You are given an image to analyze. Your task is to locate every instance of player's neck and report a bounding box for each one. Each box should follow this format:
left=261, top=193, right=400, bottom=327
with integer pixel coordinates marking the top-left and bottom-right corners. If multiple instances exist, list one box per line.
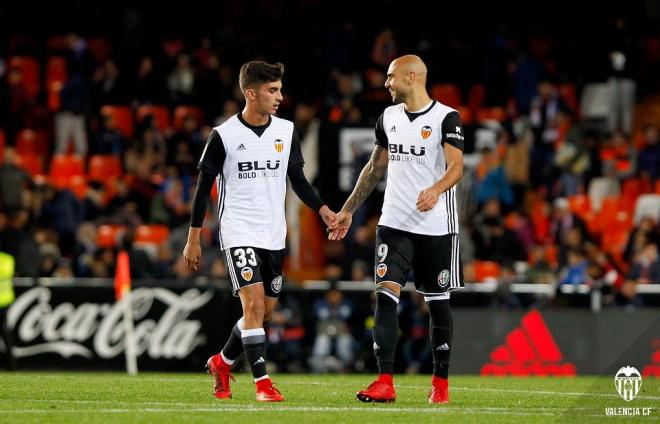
left=403, top=91, right=432, bottom=113
left=241, top=107, right=270, bottom=126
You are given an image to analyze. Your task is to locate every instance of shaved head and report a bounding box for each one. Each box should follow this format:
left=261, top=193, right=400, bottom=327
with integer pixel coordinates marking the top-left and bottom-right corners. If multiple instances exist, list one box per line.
left=385, top=55, right=430, bottom=106
left=390, top=55, right=427, bottom=85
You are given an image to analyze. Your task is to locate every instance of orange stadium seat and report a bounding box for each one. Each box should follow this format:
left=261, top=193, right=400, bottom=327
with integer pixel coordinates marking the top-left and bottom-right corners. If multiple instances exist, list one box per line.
left=173, top=105, right=204, bottom=129
left=474, top=261, right=501, bottom=282
left=88, top=155, right=123, bottom=182
left=431, top=83, right=462, bottom=109
left=135, top=224, right=170, bottom=244
left=9, top=56, right=40, bottom=100
left=50, top=154, right=85, bottom=178
left=467, top=84, right=486, bottom=112
left=15, top=129, right=49, bottom=157
left=100, top=105, right=134, bottom=138
left=16, top=153, right=44, bottom=176
left=477, top=107, right=507, bottom=123
left=50, top=175, right=88, bottom=199
left=46, top=56, right=67, bottom=86
left=136, top=105, right=171, bottom=130
left=568, top=194, right=591, bottom=219
left=456, top=106, right=474, bottom=125
left=96, top=224, right=127, bottom=249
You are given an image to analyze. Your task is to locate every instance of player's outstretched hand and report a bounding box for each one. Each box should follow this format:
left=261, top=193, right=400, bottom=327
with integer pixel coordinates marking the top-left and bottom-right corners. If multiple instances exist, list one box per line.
left=417, top=186, right=440, bottom=212
left=319, top=205, right=338, bottom=229
left=183, top=242, right=202, bottom=271
left=327, top=210, right=352, bottom=241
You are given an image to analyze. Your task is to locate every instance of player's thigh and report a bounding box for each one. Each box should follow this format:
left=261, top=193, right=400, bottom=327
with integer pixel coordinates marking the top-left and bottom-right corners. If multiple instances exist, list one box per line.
left=224, top=246, right=265, bottom=296
left=413, top=233, right=461, bottom=295
left=259, top=248, right=285, bottom=299
left=374, top=226, right=415, bottom=288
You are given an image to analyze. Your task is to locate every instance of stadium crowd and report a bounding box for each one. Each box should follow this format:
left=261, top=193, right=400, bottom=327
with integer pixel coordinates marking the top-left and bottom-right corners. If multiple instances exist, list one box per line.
left=0, top=3, right=659, bottom=319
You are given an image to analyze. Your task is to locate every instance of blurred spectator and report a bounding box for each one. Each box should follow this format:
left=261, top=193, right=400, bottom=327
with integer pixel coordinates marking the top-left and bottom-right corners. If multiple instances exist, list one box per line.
left=55, top=63, right=90, bottom=157
left=0, top=148, right=31, bottom=214
left=94, top=114, right=125, bottom=155
left=266, top=297, right=305, bottom=373
left=638, top=124, right=660, bottom=182
left=473, top=215, right=526, bottom=264
left=214, top=99, right=240, bottom=126
left=549, top=197, right=588, bottom=248
left=553, top=112, right=589, bottom=196
left=92, top=59, right=126, bottom=109
left=529, top=79, right=567, bottom=187
left=38, top=184, right=83, bottom=256
left=0, top=210, right=39, bottom=277
left=620, top=243, right=660, bottom=304
left=167, top=54, right=195, bottom=104
left=475, top=146, right=514, bottom=207
left=121, top=230, right=158, bottom=279
left=400, top=293, right=431, bottom=374
left=125, top=120, right=167, bottom=175
left=526, top=245, right=556, bottom=284
left=559, top=249, right=589, bottom=285
left=623, top=216, right=659, bottom=264
left=309, top=287, right=355, bottom=373
left=370, top=28, right=398, bottom=67
left=601, top=130, right=637, bottom=180
left=132, top=56, right=166, bottom=105
left=350, top=259, right=370, bottom=282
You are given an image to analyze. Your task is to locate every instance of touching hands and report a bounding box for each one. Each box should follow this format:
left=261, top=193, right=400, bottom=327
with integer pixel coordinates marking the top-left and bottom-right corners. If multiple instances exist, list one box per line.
left=327, top=210, right=353, bottom=241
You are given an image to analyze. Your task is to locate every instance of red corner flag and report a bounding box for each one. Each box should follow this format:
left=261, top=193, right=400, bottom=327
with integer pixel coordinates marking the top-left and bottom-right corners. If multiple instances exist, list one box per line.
left=114, top=251, right=131, bottom=301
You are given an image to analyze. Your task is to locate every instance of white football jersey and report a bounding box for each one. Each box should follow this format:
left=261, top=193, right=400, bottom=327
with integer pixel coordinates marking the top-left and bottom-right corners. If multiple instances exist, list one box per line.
left=376, top=100, right=464, bottom=236
left=201, top=114, right=294, bottom=250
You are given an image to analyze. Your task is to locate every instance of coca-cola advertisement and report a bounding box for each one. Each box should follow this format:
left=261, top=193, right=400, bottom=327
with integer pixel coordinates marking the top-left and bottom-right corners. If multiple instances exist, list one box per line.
left=5, top=281, right=241, bottom=370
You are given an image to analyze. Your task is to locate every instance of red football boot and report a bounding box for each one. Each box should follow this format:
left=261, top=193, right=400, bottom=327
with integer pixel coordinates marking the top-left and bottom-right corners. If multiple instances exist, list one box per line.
left=428, top=376, right=449, bottom=404
left=356, top=375, right=396, bottom=403
left=206, top=354, right=235, bottom=399
left=256, top=378, right=284, bottom=402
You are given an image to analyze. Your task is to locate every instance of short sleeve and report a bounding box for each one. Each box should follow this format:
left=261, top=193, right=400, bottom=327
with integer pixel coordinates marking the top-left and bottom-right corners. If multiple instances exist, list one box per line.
left=197, top=130, right=226, bottom=176
left=288, top=129, right=304, bottom=170
left=441, top=111, right=464, bottom=151
left=374, top=113, right=388, bottom=148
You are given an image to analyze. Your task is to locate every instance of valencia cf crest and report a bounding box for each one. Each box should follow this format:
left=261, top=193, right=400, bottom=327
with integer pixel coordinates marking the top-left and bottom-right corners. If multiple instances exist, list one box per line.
left=241, top=267, right=253, bottom=281
left=274, top=139, right=284, bottom=153
left=614, top=366, right=642, bottom=401
left=376, top=263, right=387, bottom=278
left=421, top=126, right=432, bottom=140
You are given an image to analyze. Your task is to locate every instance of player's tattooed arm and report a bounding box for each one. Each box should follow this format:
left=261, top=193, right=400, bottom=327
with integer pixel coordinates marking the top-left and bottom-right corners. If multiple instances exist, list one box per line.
left=343, top=145, right=388, bottom=214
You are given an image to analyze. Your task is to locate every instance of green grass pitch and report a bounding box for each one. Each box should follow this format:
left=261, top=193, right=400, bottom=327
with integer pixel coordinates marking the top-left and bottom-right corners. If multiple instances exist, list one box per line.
left=0, top=372, right=657, bottom=423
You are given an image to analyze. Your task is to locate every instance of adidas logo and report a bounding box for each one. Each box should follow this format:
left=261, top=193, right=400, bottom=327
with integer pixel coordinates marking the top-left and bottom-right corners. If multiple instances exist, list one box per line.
left=254, top=357, right=266, bottom=365
left=436, top=343, right=450, bottom=351
left=237, top=143, right=247, bottom=151
left=389, top=125, right=396, bottom=133
left=481, top=311, right=576, bottom=376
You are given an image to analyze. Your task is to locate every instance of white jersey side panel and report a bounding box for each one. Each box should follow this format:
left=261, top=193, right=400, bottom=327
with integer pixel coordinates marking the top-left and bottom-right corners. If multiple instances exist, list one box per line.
left=378, top=102, right=460, bottom=236
left=215, top=115, right=293, bottom=250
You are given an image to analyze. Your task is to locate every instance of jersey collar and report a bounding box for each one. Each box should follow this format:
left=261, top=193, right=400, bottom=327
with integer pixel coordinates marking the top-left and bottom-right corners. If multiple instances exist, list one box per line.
left=404, top=100, right=436, bottom=123
left=237, top=113, right=272, bottom=137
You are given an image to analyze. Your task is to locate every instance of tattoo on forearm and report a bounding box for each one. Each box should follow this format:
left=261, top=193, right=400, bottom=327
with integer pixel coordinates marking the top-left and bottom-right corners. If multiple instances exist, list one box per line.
left=344, top=146, right=387, bottom=213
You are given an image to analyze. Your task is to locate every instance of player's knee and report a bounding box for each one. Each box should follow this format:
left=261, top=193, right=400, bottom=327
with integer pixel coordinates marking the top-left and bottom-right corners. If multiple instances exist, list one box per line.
left=376, top=282, right=401, bottom=299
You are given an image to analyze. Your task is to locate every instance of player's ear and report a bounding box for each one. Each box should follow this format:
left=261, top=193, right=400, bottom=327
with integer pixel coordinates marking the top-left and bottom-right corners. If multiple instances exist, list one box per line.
left=245, top=87, right=257, bottom=101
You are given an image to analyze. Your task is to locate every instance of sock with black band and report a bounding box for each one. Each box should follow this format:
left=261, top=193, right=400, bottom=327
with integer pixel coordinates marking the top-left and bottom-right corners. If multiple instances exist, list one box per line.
left=373, top=287, right=400, bottom=377
left=427, top=299, right=453, bottom=379
left=241, top=328, right=268, bottom=381
left=220, top=317, right=244, bottom=365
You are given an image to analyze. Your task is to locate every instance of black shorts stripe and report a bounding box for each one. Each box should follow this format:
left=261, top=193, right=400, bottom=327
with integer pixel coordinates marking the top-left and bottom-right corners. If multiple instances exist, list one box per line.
left=217, top=174, right=227, bottom=249
left=224, top=249, right=239, bottom=291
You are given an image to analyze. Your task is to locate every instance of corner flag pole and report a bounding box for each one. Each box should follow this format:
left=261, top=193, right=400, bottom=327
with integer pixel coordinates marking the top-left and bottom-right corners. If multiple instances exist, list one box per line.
left=115, top=250, right=138, bottom=375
